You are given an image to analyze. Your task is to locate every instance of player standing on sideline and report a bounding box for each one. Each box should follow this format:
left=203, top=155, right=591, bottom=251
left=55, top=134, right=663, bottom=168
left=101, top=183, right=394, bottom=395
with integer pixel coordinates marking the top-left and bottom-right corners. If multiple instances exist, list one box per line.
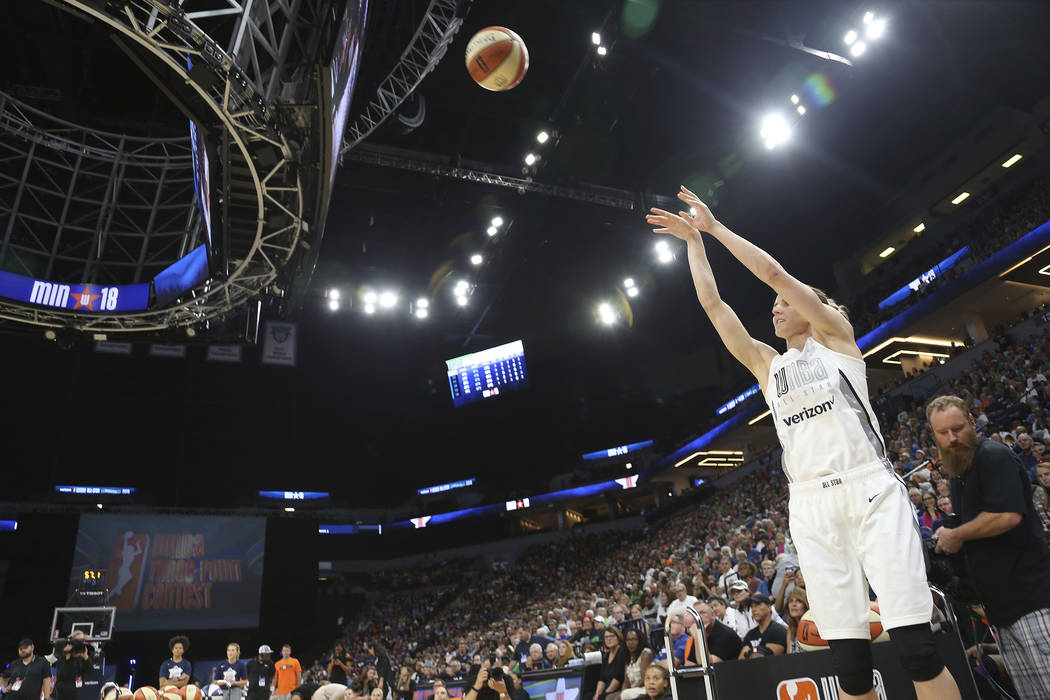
left=247, top=645, right=276, bottom=700
left=214, top=643, right=248, bottom=700
left=646, top=188, right=961, bottom=700
left=159, top=636, right=193, bottom=690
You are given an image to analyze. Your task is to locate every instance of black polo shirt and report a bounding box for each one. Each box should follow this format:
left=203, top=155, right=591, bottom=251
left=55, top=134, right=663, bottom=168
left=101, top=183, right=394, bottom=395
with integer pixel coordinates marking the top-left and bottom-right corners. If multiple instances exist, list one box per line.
left=705, top=620, right=742, bottom=662
left=949, top=438, right=1050, bottom=626
left=741, top=621, right=786, bottom=656
left=3, top=655, right=52, bottom=700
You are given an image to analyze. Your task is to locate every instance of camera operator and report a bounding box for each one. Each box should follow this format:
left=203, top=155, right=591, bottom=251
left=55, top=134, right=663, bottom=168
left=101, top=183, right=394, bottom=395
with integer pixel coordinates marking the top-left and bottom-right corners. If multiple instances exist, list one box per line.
left=464, top=656, right=516, bottom=700
left=52, top=637, right=91, bottom=700
left=927, top=396, right=1050, bottom=699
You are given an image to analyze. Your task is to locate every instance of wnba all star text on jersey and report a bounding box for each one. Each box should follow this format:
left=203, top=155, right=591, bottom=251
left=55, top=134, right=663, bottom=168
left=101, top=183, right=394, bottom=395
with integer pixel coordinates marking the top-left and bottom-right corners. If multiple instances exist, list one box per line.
left=781, top=396, right=835, bottom=426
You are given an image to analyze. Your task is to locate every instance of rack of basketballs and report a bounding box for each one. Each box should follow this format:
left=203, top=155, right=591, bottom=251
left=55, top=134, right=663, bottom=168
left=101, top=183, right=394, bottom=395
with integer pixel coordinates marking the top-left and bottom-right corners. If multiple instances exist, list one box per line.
left=102, top=681, right=218, bottom=700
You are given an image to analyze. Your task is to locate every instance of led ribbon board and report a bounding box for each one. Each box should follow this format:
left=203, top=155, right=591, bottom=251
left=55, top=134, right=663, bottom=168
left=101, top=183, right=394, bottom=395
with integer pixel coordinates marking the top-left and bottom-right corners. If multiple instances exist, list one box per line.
left=56, top=486, right=136, bottom=496
left=581, top=440, right=654, bottom=461
left=417, top=478, right=476, bottom=496
left=0, top=270, right=149, bottom=313
left=258, top=491, right=329, bottom=500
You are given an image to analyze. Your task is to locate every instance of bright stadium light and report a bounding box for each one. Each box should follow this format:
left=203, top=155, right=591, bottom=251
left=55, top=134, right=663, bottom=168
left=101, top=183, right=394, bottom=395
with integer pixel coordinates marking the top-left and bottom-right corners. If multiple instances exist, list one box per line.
left=379, top=291, right=397, bottom=308
left=491, top=216, right=504, bottom=227
left=796, top=105, right=806, bottom=115
left=623, top=278, right=635, bottom=288
left=363, top=290, right=377, bottom=305
left=655, top=240, right=669, bottom=254
left=592, top=31, right=602, bottom=45
left=850, top=41, right=867, bottom=57
left=598, top=303, right=616, bottom=325
left=952, top=192, right=970, bottom=205
left=597, top=46, right=608, bottom=56
left=364, top=303, right=376, bottom=314
left=790, top=94, right=799, bottom=104
left=913, top=223, right=926, bottom=233
left=863, top=11, right=875, bottom=24
left=415, top=308, right=428, bottom=319
left=844, top=29, right=858, bottom=45
left=866, top=18, right=886, bottom=39
left=658, top=249, right=674, bottom=264
left=470, top=254, right=483, bottom=265
left=1002, top=154, right=1023, bottom=168
left=454, top=280, right=469, bottom=296
left=487, top=226, right=498, bottom=236
left=456, top=295, right=468, bottom=307
left=760, top=113, right=790, bottom=149
left=537, top=130, right=550, bottom=144
left=327, top=288, right=340, bottom=300
left=627, top=286, right=639, bottom=298
left=416, top=297, right=429, bottom=309
left=524, top=153, right=537, bottom=166
left=328, top=299, right=340, bottom=311
left=879, top=246, right=896, bottom=258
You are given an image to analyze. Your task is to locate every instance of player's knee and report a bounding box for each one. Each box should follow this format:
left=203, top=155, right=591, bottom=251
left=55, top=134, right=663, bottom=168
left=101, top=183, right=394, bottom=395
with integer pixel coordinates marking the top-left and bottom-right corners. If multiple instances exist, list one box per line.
left=888, top=623, right=943, bottom=682
left=828, top=638, right=873, bottom=696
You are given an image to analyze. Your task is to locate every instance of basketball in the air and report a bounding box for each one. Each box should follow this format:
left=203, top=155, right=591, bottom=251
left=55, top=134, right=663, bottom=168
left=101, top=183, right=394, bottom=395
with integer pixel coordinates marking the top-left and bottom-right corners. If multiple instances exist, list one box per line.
left=465, top=26, right=529, bottom=91
left=134, top=687, right=159, bottom=700
left=797, top=605, right=889, bottom=652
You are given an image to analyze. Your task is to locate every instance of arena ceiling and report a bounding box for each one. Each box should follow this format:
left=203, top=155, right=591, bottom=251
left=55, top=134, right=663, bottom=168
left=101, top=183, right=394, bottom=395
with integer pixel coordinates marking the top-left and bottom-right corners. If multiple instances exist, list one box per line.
left=4, top=0, right=1050, bottom=508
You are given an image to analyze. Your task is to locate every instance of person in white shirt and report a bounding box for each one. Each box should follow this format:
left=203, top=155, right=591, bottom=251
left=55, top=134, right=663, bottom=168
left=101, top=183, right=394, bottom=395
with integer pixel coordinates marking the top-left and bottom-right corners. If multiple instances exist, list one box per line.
left=722, top=581, right=786, bottom=640
left=664, top=584, right=697, bottom=619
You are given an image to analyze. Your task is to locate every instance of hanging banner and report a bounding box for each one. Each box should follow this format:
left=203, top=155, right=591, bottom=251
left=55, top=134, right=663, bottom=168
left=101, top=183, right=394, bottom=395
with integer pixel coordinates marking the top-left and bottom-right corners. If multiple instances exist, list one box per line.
left=150, top=344, right=187, bottom=359
left=95, top=341, right=133, bottom=355
left=261, top=321, right=297, bottom=367
left=206, top=345, right=242, bottom=363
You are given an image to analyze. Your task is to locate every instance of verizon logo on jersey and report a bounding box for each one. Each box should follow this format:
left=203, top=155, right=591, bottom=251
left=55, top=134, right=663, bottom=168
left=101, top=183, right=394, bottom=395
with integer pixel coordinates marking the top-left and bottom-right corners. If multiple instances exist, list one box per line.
left=782, top=396, right=834, bottom=426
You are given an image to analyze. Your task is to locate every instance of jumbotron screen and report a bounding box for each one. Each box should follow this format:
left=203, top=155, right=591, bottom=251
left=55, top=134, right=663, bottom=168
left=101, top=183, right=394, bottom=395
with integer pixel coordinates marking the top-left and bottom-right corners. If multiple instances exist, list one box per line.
left=69, top=514, right=265, bottom=631
left=446, top=340, right=528, bottom=407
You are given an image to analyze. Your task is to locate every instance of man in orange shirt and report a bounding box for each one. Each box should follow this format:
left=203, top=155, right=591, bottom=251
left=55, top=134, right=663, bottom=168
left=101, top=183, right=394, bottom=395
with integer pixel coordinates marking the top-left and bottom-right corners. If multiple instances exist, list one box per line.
left=272, top=645, right=301, bottom=700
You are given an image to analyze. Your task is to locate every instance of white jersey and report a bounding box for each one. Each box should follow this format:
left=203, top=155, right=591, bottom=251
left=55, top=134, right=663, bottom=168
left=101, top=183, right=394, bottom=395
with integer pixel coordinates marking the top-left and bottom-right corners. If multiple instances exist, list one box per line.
left=765, top=337, right=890, bottom=483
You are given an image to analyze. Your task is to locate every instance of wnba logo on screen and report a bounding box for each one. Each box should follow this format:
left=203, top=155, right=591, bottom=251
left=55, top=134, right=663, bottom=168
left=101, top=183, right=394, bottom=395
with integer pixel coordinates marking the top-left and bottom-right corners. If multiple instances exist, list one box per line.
left=104, top=531, right=150, bottom=610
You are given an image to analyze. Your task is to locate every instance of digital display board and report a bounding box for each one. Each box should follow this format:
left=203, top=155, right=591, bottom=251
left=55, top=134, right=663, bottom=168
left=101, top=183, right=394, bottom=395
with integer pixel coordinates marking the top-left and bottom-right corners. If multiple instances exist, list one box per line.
left=0, top=270, right=150, bottom=313
left=877, top=246, right=970, bottom=310
left=318, top=524, right=382, bottom=535
left=258, top=491, right=329, bottom=501
left=70, top=515, right=265, bottom=630
left=446, top=340, right=528, bottom=407
left=417, top=478, right=476, bottom=496
left=505, top=498, right=530, bottom=511
left=581, top=440, right=654, bottom=461
left=153, top=245, right=210, bottom=308
left=327, top=0, right=369, bottom=190
left=189, top=121, right=213, bottom=255
left=56, top=486, right=135, bottom=496
left=716, top=384, right=760, bottom=415
left=0, top=521, right=17, bottom=532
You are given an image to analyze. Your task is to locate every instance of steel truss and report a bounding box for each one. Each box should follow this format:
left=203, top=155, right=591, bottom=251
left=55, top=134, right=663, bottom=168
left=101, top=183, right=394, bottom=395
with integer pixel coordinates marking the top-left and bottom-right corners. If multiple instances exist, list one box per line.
left=0, top=0, right=328, bottom=333
left=341, top=0, right=465, bottom=152
left=344, top=144, right=677, bottom=211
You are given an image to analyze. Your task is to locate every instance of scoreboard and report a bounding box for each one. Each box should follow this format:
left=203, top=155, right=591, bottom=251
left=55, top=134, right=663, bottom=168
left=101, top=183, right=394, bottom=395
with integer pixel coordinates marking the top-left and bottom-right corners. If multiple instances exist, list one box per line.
left=446, top=339, right=528, bottom=407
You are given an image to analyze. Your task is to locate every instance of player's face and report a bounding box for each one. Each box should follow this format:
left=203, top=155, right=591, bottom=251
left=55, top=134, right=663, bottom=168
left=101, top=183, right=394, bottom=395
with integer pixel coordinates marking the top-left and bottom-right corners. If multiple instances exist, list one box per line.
left=227, top=645, right=239, bottom=661
left=172, top=643, right=184, bottom=658
left=772, top=296, right=806, bottom=339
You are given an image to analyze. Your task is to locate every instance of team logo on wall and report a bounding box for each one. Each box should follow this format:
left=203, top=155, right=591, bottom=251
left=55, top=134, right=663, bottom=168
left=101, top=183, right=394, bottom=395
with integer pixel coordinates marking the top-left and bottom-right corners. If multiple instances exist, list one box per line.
left=776, top=673, right=886, bottom=700
left=104, top=531, right=149, bottom=610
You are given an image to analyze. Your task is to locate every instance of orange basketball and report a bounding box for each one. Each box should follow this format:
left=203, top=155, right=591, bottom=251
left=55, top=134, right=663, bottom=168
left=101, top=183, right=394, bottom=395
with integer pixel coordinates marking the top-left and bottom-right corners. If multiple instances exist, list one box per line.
left=797, top=604, right=890, bottom=652
left=183, top=686, right=201, bottom=700
left=465, top=26, right=529, bottom=91
left=162, top=692, right=183, bottom=700
left=134, top=687, right=159, bottom=700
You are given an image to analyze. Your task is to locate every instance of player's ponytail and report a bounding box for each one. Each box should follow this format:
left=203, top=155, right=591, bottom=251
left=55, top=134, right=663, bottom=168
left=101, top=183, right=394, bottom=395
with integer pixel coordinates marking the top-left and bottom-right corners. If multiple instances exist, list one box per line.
left=809, top=286, right=849, bottom=322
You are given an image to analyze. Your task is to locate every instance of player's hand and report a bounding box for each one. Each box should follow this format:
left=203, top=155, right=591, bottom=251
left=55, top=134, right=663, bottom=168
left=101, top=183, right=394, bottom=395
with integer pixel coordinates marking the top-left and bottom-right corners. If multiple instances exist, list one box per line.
left=646, top=208, right=700, bottom=243
left=676, top=186, right=718, bottom=232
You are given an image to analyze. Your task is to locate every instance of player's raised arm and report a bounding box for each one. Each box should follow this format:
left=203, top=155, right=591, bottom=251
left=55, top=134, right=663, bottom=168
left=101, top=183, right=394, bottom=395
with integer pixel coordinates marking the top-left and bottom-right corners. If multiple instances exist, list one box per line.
left=646, top=208, right=777, bottom=390
left=676, top=186, right=854, bottom=347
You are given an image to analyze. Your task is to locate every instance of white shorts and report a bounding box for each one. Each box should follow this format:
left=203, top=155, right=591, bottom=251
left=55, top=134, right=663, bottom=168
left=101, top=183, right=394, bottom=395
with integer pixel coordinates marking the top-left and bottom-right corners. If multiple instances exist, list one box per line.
left=788, top=462, right=932, bottom=640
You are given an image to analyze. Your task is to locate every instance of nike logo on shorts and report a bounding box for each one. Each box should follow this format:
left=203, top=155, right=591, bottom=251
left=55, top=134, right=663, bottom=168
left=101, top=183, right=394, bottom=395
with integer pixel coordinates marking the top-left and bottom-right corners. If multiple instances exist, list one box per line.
left=868, top=494, right=879, bottom=502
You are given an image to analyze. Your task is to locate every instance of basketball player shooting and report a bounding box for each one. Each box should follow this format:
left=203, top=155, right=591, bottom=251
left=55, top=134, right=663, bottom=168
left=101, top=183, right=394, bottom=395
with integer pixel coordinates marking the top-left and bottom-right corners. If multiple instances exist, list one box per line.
left=646, top=188, right=961, bottom=700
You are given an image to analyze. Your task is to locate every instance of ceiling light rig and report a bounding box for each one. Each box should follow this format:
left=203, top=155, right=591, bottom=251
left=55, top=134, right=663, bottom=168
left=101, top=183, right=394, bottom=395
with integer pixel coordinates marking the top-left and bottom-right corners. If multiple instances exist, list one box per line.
left=843, top=10, right=887, bottom=57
